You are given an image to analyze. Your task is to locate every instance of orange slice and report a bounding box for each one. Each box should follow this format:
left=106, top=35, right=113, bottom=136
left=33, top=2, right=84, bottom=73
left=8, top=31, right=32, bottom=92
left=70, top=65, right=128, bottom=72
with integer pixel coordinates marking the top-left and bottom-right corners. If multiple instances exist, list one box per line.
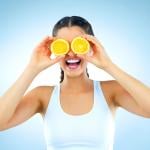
left=50, top=39, right=69, bottom=56
left=71, top=37, right=90, bottom=54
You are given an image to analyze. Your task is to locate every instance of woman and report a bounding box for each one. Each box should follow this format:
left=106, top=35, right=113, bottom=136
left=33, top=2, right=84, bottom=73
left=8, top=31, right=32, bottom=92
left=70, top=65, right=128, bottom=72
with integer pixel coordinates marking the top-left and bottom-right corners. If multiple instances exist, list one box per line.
left=0, top=16, right=150, bottom=150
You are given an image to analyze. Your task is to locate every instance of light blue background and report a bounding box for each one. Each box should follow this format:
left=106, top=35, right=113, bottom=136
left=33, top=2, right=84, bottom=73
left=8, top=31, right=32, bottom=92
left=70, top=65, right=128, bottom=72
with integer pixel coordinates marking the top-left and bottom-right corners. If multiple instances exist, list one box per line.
left=0, top=0, right=150, bottom=150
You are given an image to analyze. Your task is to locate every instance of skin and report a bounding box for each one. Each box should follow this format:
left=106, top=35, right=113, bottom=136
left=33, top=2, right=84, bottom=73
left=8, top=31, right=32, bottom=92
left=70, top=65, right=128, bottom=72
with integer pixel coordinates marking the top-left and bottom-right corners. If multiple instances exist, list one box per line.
left=0, top=26, right=150, bottom=131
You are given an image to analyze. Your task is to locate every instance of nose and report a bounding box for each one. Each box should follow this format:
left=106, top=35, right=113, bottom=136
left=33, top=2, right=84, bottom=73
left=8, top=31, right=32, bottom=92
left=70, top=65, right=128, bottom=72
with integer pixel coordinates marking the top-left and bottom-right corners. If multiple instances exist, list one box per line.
left=67, top=49, right=76, bottom=56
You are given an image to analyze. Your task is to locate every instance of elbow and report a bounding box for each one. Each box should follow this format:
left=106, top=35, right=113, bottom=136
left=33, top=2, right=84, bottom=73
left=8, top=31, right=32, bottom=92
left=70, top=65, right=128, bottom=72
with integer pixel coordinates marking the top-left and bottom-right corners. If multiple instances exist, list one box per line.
left=144, top=113, right=150, bottom=119
left=143, top=115, right=150, bottom=119
left=0, top=123, right=7, bottom=131
left=142, top=110, right=150, bottom=118
left=0, top=115, right=10, bottom=131
left=0, top=115, right=8, bottom=130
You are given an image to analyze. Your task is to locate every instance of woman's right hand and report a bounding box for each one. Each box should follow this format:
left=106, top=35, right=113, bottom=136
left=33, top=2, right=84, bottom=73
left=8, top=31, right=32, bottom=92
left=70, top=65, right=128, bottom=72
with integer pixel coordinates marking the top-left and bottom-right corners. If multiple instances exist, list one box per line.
left=28, top=36, right=64, bottom=73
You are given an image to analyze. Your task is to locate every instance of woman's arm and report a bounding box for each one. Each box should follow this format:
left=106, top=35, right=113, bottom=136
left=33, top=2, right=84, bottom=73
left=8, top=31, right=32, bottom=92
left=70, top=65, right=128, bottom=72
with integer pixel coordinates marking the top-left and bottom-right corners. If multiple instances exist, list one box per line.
left=0, top=66, right=39, bottom=129
left=104, top=62, right=150, bottom=117
left=0, top=36, right=64, bottom=130
left=80, top=34, right=150, bottom=117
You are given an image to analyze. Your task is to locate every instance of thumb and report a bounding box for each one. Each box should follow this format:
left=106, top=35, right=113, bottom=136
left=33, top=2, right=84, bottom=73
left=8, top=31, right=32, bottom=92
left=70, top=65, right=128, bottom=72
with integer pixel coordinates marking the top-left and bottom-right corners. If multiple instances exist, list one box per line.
left=50, top=55, right=65, bottom=65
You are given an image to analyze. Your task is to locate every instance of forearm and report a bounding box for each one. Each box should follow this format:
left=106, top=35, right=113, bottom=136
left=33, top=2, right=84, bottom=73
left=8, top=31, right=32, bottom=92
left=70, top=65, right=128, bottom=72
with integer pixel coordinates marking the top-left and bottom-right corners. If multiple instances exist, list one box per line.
left=0, top=66, right=38, bottom=124
left=104, top=62, right=150, bottom=112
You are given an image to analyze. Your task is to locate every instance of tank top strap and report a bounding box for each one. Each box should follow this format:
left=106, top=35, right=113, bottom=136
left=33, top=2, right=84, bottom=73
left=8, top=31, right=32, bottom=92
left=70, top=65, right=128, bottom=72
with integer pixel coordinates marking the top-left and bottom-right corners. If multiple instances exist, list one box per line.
left=93, top=80, right=113, bottom=117
left=44, top=85, right=60, bottom=119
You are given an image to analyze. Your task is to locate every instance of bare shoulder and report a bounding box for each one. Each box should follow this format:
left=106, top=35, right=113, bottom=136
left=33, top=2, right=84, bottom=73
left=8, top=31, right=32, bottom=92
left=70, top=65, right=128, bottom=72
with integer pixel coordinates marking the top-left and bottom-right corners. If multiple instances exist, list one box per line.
left=100, top=79, right=121, bottom=99
left=31, top=85, right=55, bottom=117
left=99, top=80, right=119, bottom=116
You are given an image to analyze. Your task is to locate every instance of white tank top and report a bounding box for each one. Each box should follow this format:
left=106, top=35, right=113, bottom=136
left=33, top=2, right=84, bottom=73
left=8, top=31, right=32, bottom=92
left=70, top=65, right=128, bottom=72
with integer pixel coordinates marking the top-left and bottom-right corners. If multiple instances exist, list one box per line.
left=43, top=80, right=115, bottom=150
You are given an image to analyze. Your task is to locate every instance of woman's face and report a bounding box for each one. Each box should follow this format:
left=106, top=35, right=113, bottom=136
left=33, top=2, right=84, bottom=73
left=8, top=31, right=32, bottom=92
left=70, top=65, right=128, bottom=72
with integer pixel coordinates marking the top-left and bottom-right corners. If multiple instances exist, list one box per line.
left=56, top=26, right=88, bottom=78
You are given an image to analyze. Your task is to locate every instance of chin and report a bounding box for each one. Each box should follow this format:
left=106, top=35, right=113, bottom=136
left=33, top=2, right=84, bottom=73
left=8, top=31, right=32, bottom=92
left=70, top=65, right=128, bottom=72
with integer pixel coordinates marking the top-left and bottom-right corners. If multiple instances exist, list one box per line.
left=65, top=70, right=84, bottom=78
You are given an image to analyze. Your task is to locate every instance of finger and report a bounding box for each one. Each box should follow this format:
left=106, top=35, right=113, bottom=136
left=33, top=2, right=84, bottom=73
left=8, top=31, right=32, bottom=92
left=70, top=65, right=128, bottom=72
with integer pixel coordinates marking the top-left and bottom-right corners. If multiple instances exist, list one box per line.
left=46, top=37, right=57, bottom=50
left=84, top=35, right=105, bottom=55
left=82, top=34, right=104, bottom=48
left=39, top=36, right=54, bottom=48
left=39, top=36, right=50, bottom=45
left=80, top=35, right=99, bottom=53
left=82, top=34, right=97, bottom=41
left=45, top=39, right=54, bottom=50
left=36, top=36, right=54, bottom=53
left=83, top=35, right=99, bottom=46
left=35, top=37, right=50, bottom=50
left=50, top=55, right=65, bottom=65
left=44, top=37, right=54, bottom=49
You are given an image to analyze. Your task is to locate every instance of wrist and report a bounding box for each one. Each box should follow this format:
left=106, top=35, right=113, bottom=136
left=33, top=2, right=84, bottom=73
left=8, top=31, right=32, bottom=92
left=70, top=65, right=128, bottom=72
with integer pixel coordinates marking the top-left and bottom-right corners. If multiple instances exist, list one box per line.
left=102, top=60, right=116, bottom=73
left=25, top=64, right=40, bottom=77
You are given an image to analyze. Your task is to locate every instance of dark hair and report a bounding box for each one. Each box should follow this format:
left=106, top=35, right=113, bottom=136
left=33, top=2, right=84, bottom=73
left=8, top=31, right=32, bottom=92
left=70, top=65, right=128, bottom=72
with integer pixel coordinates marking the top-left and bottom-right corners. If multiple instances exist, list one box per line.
left=52, top=16, right=94, bottom=83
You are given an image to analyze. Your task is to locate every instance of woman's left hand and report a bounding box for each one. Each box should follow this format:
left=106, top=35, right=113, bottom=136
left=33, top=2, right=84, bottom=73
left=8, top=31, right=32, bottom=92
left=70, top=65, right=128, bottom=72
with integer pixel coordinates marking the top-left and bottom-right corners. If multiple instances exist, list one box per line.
left=78, top=34, right=112, bottom=70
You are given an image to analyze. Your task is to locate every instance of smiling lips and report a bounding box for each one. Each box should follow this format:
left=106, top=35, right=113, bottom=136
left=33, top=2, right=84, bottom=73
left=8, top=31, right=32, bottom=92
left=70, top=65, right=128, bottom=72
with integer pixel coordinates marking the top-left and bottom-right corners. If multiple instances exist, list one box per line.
left=65, top=58, right=81, bottom=69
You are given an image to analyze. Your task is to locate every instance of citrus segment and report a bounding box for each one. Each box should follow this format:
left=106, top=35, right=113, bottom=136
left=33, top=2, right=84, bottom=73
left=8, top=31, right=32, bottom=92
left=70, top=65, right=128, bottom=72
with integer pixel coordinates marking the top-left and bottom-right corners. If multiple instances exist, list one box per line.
left=71, top=37, right=90, bottom=54
left=50, top=39, right=69, bottom=56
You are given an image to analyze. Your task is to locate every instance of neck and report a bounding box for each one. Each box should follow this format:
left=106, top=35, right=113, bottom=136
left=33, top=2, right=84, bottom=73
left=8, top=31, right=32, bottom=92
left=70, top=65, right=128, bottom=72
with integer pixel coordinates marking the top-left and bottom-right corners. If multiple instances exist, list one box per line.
left=61, top=74, right=92, bottom=93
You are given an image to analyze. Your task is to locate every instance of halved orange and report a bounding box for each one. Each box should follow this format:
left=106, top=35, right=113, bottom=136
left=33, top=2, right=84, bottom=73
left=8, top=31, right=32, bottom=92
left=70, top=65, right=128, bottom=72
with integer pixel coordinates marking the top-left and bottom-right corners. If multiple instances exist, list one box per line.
left=50, top=39, right=69, bottom=56
left=71, top=37, right=90, bottom=54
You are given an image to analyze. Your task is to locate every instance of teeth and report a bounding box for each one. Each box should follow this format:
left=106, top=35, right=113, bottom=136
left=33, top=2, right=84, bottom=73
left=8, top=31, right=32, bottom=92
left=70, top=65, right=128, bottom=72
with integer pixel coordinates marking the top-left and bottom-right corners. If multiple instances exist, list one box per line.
left=66, top=59, right=80, bottom=63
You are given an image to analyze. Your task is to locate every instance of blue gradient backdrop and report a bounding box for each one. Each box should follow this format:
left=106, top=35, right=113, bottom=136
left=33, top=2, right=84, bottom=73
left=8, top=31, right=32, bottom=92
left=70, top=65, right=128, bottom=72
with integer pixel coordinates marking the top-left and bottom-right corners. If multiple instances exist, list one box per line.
left=0, top=0, right=150, bottom=150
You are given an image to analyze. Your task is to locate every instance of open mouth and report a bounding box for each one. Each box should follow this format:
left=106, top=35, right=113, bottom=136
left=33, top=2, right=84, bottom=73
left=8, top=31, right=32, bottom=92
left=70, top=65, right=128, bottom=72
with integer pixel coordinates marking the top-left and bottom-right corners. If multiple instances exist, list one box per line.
left=65, top=58, right=81, bottom=69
